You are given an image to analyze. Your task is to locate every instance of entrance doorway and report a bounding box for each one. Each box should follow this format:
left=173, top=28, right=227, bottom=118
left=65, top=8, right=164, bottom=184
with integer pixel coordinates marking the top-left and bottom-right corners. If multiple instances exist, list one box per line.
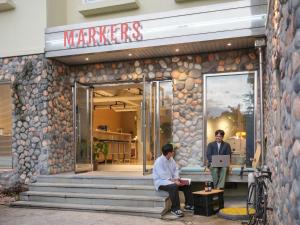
left=73, top=81, right=173, bottom=174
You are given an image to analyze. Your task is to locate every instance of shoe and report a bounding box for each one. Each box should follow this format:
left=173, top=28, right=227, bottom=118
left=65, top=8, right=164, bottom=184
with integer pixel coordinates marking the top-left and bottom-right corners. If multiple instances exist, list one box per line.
left=170, top=209, right=184, bottom=217
left=184, top=205, right=194, bottom=211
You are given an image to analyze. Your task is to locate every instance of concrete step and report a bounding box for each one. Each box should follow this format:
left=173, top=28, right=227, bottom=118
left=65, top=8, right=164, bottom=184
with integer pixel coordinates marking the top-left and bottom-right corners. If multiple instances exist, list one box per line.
left=20, top=191, right=167, bottom=208
left=37, top=175, right=154, bottom=186
left=11, top=201, right=166, bottom=218
left=29, top=183, right=168, bottom=197
left=0, top=156, right=12, bottom=168
left=14, top=174, right=171, bottom=217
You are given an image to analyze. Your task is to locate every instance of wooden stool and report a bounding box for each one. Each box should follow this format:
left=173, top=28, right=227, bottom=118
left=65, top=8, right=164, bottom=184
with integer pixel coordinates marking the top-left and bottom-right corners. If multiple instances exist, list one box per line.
left=193, top=189, right=224, bottom=216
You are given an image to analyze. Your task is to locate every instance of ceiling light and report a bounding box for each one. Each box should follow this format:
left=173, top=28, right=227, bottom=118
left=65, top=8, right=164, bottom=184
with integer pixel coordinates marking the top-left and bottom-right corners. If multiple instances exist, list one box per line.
left=128, top=53, right=132, bottom=56
left=85, top=57, right=89, bottom=61
left=227, top=43, right=232, bottom=46
left=175, top=48, right=180, bottom=52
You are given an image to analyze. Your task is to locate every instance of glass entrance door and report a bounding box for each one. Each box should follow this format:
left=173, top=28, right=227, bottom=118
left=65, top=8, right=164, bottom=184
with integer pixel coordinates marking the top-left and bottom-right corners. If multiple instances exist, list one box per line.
left=142, top=80, right=173, bottom=174
left=74, top=82, right=93, bottom=173
left=142, top=81, right=155, bottom=174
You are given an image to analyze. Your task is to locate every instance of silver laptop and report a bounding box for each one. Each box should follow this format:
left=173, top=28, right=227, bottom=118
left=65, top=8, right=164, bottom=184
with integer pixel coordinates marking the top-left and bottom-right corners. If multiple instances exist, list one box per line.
left=211, top=155, right=230, bottom=167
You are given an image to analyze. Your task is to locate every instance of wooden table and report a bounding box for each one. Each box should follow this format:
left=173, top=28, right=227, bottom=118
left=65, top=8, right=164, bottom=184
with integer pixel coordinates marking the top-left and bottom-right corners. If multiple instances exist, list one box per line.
left=93, top=130, right=131, bottom=163
left=193, top=189, right=224, bottom=216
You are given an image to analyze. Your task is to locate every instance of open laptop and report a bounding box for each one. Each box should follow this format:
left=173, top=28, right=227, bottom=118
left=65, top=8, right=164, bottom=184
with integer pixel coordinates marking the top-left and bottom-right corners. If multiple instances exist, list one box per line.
left=211, top=155, right=230, bottom=167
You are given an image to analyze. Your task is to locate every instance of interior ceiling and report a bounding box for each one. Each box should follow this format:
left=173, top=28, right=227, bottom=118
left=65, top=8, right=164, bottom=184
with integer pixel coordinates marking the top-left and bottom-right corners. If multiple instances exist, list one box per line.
left=94, top=87, right=142, bottom=112
left=54, top=36, right=260, bottom=65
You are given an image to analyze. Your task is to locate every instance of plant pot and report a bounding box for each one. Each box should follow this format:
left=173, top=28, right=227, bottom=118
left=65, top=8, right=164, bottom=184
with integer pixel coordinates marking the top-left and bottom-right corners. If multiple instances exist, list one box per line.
left=93, top=161, right=98, bottom=171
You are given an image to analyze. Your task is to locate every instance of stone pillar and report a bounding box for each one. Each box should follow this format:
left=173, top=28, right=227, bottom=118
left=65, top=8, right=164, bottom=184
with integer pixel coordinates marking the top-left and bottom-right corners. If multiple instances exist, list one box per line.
left=0, top=55, right=74, bottom=187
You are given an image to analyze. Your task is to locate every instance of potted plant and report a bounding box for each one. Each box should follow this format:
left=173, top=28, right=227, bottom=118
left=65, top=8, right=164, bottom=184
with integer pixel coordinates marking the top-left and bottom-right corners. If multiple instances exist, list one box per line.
left=100, top=141, right=109, bottom=164
left=93, top=138, right=109, bottom=170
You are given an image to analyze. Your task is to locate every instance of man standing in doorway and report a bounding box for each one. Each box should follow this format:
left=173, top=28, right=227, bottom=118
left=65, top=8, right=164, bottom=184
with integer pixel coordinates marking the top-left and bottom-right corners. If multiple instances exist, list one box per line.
left=153, top=143, right=194, bottom=218
left=207, top=130, right=232, bottom=190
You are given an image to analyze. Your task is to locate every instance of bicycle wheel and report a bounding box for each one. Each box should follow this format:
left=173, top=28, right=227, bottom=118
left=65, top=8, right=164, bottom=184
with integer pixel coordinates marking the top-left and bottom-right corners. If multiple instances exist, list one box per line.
left=255, top=181, right=268, bottom=225
left=261, top=183, right=268, bottom=225
left=247, top=183, right=256, bottom=217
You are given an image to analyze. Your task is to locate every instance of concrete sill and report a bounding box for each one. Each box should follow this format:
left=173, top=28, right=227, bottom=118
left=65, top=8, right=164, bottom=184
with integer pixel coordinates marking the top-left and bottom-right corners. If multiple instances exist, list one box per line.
left=78, top=0, right=139, bottom=17
left=175, top=0, right=202, bottom=2
left=0, top=0, right=15, bottom=12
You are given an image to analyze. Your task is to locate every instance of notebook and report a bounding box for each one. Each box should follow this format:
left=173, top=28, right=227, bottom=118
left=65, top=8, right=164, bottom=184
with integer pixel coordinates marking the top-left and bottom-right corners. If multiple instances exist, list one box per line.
left=179, top=178, right=191, bottom=186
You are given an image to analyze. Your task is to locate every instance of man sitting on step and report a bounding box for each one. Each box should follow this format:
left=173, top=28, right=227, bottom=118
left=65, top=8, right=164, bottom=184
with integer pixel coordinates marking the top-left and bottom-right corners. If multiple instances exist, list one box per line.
left=153, top=143, right=194, bottom=218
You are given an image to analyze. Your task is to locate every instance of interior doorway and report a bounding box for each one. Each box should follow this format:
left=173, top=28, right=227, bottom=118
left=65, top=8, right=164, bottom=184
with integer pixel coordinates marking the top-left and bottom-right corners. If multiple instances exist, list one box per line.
left=73, top=81, right=173, bottom=174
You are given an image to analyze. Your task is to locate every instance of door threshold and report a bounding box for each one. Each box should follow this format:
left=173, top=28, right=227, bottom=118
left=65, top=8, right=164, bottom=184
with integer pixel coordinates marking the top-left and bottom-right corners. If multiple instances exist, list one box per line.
left=83, top=171, right=152, bottom=177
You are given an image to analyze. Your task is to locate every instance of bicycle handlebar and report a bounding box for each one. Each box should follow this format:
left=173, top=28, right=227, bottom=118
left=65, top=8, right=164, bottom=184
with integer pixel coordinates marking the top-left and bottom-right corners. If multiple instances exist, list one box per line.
left=256, top=172, right=272, bottom=182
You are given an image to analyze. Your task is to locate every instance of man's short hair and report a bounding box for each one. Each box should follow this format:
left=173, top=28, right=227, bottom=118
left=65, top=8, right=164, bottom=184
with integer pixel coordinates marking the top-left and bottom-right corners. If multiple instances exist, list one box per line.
left=162, top=143, right=174, bottom=156
left=215, top=129, right=225, bottom=137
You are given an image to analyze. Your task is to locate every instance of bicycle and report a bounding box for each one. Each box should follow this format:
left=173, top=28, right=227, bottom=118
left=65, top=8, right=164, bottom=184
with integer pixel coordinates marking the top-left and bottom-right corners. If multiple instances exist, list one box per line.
left=244, top=166, right=272, bottom=225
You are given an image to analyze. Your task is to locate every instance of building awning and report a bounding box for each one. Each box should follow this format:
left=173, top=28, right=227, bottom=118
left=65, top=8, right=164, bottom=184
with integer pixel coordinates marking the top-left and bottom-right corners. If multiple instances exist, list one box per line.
left=45, top=0, right=267, bottom=65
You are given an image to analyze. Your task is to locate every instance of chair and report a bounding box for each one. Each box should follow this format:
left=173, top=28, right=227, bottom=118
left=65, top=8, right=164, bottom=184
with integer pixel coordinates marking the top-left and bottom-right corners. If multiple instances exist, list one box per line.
left=123, top=141, right=131, bottom=163
left=111, top=141, right=120, bottom=164
left=130, top=141, right=137, bottom=159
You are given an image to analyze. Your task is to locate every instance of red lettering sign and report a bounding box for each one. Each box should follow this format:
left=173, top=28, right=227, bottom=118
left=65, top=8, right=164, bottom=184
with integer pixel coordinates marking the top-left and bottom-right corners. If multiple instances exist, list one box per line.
left=63, top=21, right=143, bottom=48
left=77, top=29, right=85, bottom=46
left=64, top=30, right=75, bottom=48
left=132, top=21, right=142, bottom=40
left=88, top=27, right=96, bottom=46
left=110, top=24, right=116, bottom=44
left=99, top=26, right=107, bottom=45
left=121, top=23, right=129, bottom=42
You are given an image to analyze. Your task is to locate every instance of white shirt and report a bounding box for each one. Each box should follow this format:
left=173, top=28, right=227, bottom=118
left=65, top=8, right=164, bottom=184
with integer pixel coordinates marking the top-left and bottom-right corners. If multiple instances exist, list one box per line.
left=152, top=155, right=179, bottom=190
left=217, top=142, right=221, bottom=154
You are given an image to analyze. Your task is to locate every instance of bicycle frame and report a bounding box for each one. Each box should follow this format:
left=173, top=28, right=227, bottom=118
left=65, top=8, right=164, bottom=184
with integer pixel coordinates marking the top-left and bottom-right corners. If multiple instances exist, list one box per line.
left=246, top=169, right=272, bottom=225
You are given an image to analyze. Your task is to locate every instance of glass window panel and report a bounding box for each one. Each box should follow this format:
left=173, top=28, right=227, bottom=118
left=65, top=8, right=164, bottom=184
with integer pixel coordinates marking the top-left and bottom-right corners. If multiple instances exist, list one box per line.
left=205, top=72, right=255, bottom=167
left=75, top=84, right=92, bottom=172
left=0, top=84, right=12, bottom=169
left=159, top=82, right=173, bottom=151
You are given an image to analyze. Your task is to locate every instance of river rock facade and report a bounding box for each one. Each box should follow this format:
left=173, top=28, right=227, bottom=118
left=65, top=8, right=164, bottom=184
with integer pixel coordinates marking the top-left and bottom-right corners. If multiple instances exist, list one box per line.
left=0, top=48, right=258, bottom=188
left=265, top=0, right=300, bottom=224
left=0, top=55, right=73, bottom=188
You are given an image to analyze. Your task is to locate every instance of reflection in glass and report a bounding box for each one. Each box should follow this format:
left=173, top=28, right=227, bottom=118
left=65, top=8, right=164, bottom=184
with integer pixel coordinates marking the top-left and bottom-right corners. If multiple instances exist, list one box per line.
left=205, top=73, right=255, bottom=166
left=144, top=82, right=155, bottom=169
left=159, top=82, right=173, bottom=151
left=75, top=84, right=92, bottom=172
left=0, top=84, right=12, bottom=168
left=144, top=81, right=173, bottom=171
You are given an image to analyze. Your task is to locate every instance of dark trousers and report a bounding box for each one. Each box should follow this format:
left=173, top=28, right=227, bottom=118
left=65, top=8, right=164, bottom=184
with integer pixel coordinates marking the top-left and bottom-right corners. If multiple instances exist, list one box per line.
left=159, top=183, right=193, bottom=210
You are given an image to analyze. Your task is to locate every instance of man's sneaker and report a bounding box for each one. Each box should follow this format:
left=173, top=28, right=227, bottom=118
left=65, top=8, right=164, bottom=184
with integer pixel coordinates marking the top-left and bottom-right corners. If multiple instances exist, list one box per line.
left=184, top=205, right=194, bottom=211
left=170, top=209, right=184, bottom=217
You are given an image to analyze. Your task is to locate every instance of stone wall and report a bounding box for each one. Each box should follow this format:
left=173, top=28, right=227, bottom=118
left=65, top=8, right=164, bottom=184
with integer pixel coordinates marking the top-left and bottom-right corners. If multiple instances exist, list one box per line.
left=0, top=55, right=73, bottom=188
left=70, top=49, right=258, bottom=167
left=265, top=0, right=300, bottom=224
left=44, top=60, right=73, bottom=175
